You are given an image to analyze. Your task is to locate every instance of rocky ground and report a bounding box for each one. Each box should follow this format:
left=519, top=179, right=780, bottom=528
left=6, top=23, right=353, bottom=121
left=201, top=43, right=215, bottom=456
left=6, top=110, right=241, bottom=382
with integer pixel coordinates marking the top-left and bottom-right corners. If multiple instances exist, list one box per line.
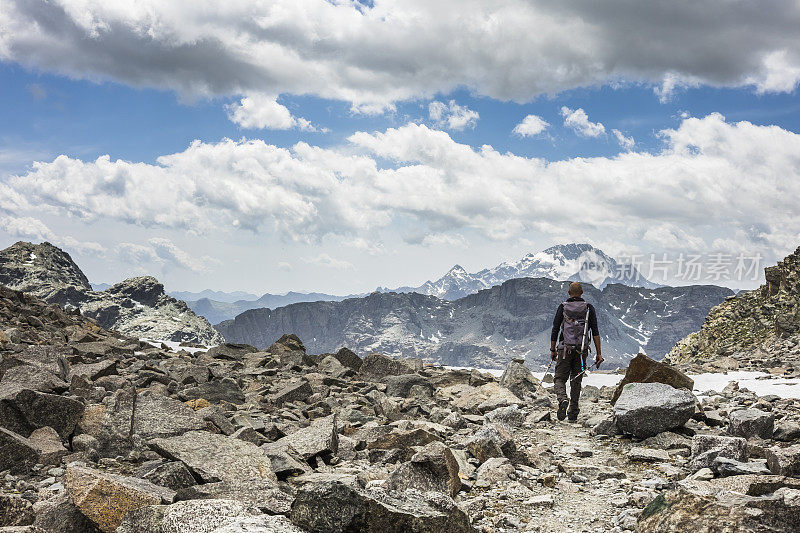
left=1, top=284, right=799, bottom=532
left=0, top=242, right=221, bottom=345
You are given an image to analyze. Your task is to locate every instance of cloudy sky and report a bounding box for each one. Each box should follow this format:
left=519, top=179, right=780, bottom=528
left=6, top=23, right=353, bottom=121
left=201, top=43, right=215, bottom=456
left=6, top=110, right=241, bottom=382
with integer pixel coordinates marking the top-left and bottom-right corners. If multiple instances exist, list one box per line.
left=1, top=0, right=799, bottom=295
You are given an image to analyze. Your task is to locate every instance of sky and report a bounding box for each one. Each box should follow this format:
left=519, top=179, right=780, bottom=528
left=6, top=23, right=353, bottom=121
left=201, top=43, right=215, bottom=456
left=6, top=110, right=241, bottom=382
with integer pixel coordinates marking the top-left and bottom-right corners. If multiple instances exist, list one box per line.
left=1, top=0, right=800, bottom=295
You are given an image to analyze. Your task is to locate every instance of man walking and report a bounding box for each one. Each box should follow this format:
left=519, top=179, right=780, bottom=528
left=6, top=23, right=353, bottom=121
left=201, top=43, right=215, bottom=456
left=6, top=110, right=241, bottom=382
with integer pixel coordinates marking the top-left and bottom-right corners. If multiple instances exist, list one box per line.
left=550, top=282, right=603, bottom=421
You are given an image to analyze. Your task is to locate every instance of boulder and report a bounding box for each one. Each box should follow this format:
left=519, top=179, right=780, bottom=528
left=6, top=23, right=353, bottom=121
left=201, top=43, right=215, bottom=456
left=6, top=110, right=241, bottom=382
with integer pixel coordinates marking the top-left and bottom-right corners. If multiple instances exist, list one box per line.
left=317, top=356, right=350, bottom=379
left=765, top=445, right=800, bottom=476
left=689, top=435, right=747, bottom=471
left=498, top=360, right=540, bottom=399
left=289, top=481, right=475, bottom=532
left=32, top=492, right=96, bottom=533
left=333, top=347, right=362, bottom=371
left=628, top=447, right=670, bottom=463
left=450, top=383, right=522, bottom=414
left=0, top=428, right=39, bottom=473
left=365, top=428, right=440, bottom=453
left=140, top=461, right=197, bottom=491
left=475, top=457, right=515, bottom=486
left=117, top=499, right=301, bottom=533
left=384, top=442, right=461, bottom=497
left=712, top=457, right=771, bottom=476
left=179, top=378, right=245, bottom=405
left=268, top=414, right=338, bottom=463
left=28, top=426, right=68, bottom=465
left=728, top=409, right=774, bottom=439
left=0, top=365, right=68, bottom=393
left=270, top=381, right=313, bottom=406
left=149, top=431, right=277, bottom=483
left=465, top=423, right=517, bottom=463
left=65, top=465, right=176, bottom=532
left=206, top=343, right=259, bottom=361
left=613, top=382, right=695, bottom=438
left=0, top=494, right=34, bottom=527
left=384, top=374, right=434, bottom=398
left=484, top=405, right=527, bottom=428
left=611, top=353, right=693, bottom=405
left=358, top=353, right=413, bottom=381
left=175, top=480, right=293, bottom=515
left=0, top=386, right=83, bottom=439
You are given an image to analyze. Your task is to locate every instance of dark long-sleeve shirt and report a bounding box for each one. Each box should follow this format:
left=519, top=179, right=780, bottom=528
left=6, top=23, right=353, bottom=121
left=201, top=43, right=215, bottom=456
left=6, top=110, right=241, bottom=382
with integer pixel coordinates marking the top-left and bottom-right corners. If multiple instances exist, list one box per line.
left=551, top=296, right=599, bottom=343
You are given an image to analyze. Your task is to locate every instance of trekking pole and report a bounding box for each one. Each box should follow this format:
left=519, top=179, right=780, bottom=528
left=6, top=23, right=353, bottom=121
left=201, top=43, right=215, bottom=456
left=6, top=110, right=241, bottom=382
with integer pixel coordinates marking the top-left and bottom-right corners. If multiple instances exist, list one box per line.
left=569, top=361, right=598, bottom=383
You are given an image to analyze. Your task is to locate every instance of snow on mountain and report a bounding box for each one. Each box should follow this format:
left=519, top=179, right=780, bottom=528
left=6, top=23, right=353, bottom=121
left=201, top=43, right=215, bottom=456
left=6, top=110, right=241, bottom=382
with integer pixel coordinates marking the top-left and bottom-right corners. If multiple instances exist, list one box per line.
left=387, top=243, right=658, bottom=300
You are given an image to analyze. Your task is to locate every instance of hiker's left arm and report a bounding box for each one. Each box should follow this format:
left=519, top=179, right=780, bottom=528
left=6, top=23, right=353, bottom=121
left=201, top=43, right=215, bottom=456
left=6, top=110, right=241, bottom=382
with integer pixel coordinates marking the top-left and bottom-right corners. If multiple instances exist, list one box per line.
left=593, top=335, right=603, bottom=364
left=589, top=305, right=603, bottom=364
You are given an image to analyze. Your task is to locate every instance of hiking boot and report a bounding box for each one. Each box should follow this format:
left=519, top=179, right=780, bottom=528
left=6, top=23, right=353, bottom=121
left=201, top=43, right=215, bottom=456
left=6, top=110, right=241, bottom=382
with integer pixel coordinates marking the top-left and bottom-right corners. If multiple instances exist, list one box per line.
left=568, top=412, right=578, bottom=422
left=557, top=400, right=569, bottom=421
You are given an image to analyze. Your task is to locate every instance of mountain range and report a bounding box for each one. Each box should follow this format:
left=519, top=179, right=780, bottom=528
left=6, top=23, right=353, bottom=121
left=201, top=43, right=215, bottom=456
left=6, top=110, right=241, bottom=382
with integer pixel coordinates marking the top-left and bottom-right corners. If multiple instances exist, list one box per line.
left=379, top=243, right=659, bottom=301
left=217, top=277, right=732, bottom=369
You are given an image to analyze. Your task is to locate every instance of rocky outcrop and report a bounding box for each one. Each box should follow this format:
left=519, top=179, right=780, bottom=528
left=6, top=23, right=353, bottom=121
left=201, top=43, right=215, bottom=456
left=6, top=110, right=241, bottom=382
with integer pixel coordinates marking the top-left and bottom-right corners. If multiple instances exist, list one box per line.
left=0, top=242, right=222, bottom=344
left=218, top=277, right=731, bottom=369
left=667, top=245, right=800, bottom=374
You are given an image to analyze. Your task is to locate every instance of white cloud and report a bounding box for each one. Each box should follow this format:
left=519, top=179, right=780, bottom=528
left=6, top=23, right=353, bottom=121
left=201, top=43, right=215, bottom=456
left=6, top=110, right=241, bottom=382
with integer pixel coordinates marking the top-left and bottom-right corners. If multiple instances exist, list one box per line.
left=0, top=215, right=55, bottom=241
left=277, top=261, right=292, bottom=271
left=561, top=107, right=605, bottom=137
left=512, top=115, right=549, bottom=137
left=226, top=94, right=322, bottom=131
left=303, top=253, right=354, bottom=270
left=114, top=238, right=206, bottom=272
left=612, top=129, right=635, bottom=151
left=6, top=114, right=800, bottom=262
left=2, top=1, right=798, bottom=108
left=148, top=237, right=207, bottom=272
left=420, top=233, right=469, bottom=248
left=428, top=100, right=479, bottom=131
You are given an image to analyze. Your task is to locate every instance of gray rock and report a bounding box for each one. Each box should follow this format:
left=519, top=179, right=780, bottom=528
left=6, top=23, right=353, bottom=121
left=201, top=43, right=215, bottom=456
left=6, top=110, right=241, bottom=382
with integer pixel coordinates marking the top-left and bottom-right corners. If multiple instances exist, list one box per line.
left=712, top=457, right=771, bottom=476
left=28, top=426, right=67, bottom=466
left=175, top=480, right=293, bottom=515
left=483, top=405, right=527, bottom=428
left=465, top=423, right=517, bottom=463
left=590, top=416, right=620, bottom=437
left=149, top=431, right=277, bottom=484
left=728, top=409, right=774, bottom=439
left=141, top=461, right=198, bottom=491
left=384, top=441, right=460, bottom=497
left=0, top=428, right=39, bottom=473
left=317, top=356, right=350, bottom=379
left=358, top=353, right=413, bottom=381
left=0, top=386, right=84, bottom=439
left=498, top=360, right=540, bottom=399
left=385, top=374, right=434, bottom=398
left=117, top=499, right=290, bottom=533
left=289, top=480, right=475, bottom=532
left=180, top=378, right=245, bottom=405
left=0, top=365, right=68, bottom=393
left=269, top=414, right=338, bottom=463
left=689, top=434, right=747, bottom=471
left=475, top=457, right=515, bottom=486
left=271, top=381, right=313, bottom=406
left=773, top=421, right=800, bottom=442
left=628, top=447, right=670, bottom=462
left=333, top=347, right=362, bottom=371
left=613, top=382, right=695, bottom=438
left=0, top=494, right=35, bottom=527
left=765, top=444, right=800, bottom=476
left=32, top=492, right=97, bottom=533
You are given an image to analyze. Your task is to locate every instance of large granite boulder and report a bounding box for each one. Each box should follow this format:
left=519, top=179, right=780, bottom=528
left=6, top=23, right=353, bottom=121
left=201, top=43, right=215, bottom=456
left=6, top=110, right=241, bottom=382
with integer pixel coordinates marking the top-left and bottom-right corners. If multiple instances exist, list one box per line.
left=613, top=382, right=695, bottom=438
left=498, top=360, right=540, bottom=399
left=266, top=414, right=338, bottom=463
left=465, top=423, right=518, bottom=464
left=384, top=441, right=461, bottom=497
left=149, top=431, right=277, bottom=483
left=289, top=480, right=475, bottom=532
left=385, top=374, right=434, bottom=398
left=0, top=428, right=39, bottom=473
left=611, top=353, right=693, bottom=405
left=0, top=385, right=84, bottom=439
left=358, top=353, right=414, bottom=381
left=729, top=409, right=774, bottom=439
left=689, top=434, right=748, bottom=471
left=766, top=445, right=800, bottom=476
left=65, top=465, right=175, bottom=532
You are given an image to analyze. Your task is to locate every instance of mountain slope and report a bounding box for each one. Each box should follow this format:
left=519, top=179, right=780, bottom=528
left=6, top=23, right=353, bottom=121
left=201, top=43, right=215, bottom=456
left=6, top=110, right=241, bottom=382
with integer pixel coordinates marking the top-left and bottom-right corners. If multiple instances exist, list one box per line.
left=382, top=243, right=658, bottom=300
left=186, top=291, right=351, bottom=325
left=218, top=277, right=732, bottom=369
left=0, top=241, right=222, bottom=344
left=667, top=245, right=800, bottom=372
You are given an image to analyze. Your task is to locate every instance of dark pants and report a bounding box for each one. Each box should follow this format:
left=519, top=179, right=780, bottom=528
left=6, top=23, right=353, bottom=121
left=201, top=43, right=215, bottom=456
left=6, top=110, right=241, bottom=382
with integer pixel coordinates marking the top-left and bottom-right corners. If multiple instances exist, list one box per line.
left=553, top=348, right=588, bottom=415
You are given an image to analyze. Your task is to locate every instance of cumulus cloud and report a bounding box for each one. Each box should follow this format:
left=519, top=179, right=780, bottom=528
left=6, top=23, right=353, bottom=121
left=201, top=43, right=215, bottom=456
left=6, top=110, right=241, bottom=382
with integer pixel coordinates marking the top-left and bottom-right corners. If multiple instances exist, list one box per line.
left=612, top=129, right=635, bottom=151
left=428, top=100, right=479, bottom=131
left=226, top=94, right=322, bottom=131
left=115, top=238, right=206, bottom=272
left=303, top=254, right=354, bottom=270
left=2, top=1, right=799, bottom=109
left=512, top=115, right=549, bottom=137
left=561, top=107, right=605, bottom=137
left=5, top=114, right=800, bottom=260
left=0, top=215, right=55, bottom=241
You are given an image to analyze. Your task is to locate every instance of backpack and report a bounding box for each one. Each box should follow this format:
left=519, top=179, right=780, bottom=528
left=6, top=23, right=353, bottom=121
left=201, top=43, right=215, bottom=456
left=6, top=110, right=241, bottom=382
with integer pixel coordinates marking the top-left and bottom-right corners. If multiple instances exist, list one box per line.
left=558, top=300, right=590, bottom=353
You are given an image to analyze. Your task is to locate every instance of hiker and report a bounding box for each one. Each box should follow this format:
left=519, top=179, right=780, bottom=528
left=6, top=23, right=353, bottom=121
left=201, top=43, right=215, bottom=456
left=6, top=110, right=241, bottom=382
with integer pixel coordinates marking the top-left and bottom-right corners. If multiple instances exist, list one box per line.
left=550, top=281, right=603, bottom=421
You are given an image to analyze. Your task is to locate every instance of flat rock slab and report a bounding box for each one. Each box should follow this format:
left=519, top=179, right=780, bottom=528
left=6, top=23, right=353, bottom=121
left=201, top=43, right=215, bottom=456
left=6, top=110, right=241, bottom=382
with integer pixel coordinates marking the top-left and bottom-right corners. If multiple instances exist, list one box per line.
left=149, top=430, right=277, bottom=483
left=0, top=386, right=84, bottom=439
left=118, top=498, right=304, bottom=533
left=728, top=409, right=774, bottom=439
left=269, top=414, right=338, bottom=462
left=65, top=465, right=176, bottom=533
left=628, top=447, right=671, bottom=463
left=289, top=480, right=476, bottom=532
left=176, top=480, right=293, bottom=515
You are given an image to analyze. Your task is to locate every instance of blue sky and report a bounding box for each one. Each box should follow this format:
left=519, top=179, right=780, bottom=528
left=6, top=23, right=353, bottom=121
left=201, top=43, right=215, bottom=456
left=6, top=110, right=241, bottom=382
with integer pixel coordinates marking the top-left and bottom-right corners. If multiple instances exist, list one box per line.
left=1, top=1, right=799, bottom=295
